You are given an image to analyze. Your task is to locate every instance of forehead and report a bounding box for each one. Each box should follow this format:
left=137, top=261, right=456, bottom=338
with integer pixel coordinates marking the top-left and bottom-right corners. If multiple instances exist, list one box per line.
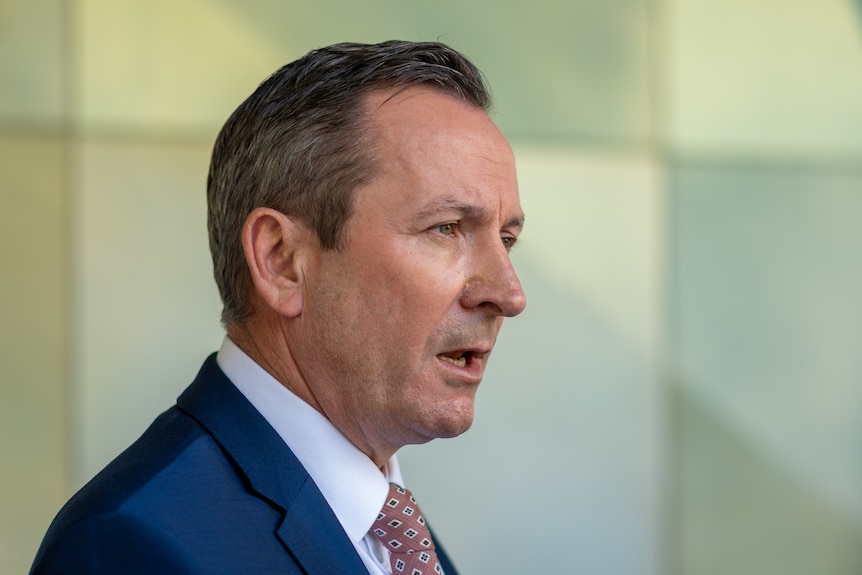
left=364, top=87, right=510, bottom=156
left=358, top=87, right=521, bottom=221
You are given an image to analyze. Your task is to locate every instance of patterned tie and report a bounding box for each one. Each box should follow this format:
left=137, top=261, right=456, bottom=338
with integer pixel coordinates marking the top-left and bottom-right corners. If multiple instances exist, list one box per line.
left=371, top=483, right=443, bottom=575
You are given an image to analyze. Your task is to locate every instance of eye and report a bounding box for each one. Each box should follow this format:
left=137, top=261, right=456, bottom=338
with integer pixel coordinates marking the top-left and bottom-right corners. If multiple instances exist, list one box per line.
left=434, top=222, right=459, bottom=236
left=501, top=235, right=517, bottom=251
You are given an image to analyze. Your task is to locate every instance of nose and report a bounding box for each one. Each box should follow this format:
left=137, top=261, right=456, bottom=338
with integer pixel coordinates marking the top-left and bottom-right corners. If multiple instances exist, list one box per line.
left=460, top=241, right=527, bottom=317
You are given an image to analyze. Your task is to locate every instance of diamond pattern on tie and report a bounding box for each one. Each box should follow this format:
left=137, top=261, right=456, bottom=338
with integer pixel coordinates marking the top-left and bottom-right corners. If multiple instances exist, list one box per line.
left=371, top=484, right=444, bottom=575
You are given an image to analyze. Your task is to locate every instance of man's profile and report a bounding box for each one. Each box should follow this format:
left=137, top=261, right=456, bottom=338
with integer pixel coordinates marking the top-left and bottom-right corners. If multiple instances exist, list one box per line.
left=31, top=40, right=526, bottom=574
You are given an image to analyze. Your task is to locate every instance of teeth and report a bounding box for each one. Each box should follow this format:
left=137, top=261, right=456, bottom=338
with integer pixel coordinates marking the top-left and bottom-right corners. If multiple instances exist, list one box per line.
left=438, top=354, right=467, bottom=368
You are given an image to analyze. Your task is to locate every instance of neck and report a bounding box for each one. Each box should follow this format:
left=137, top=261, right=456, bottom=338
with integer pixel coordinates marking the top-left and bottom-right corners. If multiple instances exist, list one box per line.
left=227, top=316, right=399, bottom=468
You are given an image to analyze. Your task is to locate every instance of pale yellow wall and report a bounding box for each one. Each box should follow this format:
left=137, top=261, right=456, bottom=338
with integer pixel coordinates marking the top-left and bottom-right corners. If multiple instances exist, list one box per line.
left=71, top=138, right=226, bottom=480
left=0, top=136, right=68, bottom=574
left=669, top=0, right=862, bottom=158
left=0, top=1, right=69, bottom=573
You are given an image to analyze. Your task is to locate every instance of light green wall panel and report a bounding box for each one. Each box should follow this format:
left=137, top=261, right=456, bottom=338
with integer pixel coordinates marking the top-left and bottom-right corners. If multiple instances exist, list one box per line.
left=0, top=135, right=68, bottom=574
left=669, top=0, right=862, bottom=157
left=672, top=163, right=862, bottom=574
left=401, top=146, right=666, bottom=575
left=380, top=0, right=654, bottom=143
left=73, top=138, right=224, bottom=485
left=0, top=0, right=64, bottom=122
left=77, top=0, right=653, bottom=143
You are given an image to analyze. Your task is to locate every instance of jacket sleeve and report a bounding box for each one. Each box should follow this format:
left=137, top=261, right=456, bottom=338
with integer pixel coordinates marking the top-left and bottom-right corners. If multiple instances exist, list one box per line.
left=31, top=513, right=198, bottom=575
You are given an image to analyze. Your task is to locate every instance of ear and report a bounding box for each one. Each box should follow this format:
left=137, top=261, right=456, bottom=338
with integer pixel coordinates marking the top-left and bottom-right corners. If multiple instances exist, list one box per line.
left=242, top=207, right=316, bottom=319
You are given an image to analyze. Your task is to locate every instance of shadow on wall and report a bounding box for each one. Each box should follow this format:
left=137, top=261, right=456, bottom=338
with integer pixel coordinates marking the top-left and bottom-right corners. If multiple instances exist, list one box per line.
left=675, top=383, right=862, bottom=575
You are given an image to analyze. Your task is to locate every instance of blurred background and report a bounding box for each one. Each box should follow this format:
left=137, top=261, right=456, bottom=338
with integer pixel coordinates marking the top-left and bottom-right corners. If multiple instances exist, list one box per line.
left=2, top=0, right=862, bottom=573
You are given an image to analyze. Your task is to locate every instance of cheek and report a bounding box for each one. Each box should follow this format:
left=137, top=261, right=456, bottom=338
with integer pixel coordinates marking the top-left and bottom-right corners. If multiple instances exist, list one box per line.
left=351, top=246, right=466, bottom=330
left=362, top=256, right=447, bottom=306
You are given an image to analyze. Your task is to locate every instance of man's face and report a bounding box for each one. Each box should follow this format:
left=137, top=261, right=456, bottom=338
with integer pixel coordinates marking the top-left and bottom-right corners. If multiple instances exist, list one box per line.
left=297, top=88, right=526, bottom=460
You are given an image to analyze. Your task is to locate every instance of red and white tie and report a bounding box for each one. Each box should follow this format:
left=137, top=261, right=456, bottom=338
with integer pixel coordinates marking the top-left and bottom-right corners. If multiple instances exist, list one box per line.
left=371, top=483, right=443, bottom=575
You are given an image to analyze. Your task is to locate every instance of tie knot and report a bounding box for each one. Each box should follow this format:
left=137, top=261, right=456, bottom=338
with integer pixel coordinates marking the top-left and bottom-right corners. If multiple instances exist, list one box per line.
left=371, top=483, right=442, bottom=574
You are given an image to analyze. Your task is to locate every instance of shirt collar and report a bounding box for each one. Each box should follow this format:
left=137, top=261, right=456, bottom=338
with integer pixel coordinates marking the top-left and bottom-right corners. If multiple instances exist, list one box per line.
left=216, top=336, right=403, bottom=544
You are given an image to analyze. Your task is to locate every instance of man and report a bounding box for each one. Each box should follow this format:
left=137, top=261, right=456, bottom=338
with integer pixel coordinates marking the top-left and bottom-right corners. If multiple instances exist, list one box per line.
left=32, top=40, right=526, bottom=574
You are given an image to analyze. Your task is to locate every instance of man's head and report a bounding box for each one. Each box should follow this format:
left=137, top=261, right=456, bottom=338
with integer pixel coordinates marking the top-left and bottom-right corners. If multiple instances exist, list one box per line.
left=208, top=40, right=491, bottom=327
left=207, top=40, right=526, bottom=465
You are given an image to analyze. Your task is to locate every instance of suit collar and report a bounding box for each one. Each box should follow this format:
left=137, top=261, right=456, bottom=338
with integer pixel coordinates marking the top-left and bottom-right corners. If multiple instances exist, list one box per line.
left=177, top=354, right=368, bottom=574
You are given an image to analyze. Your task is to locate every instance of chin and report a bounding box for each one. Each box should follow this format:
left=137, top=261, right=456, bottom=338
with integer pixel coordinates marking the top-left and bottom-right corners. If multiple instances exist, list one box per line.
left=431, top=400, right=475, bottom=439
left=405, top=395, right=476, bottom=443
left=436, top=419, right=474, bottom=439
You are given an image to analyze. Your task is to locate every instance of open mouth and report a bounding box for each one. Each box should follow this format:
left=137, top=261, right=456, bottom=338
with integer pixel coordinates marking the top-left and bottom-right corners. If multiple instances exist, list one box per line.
left=436, top=350, right=472, bottom=368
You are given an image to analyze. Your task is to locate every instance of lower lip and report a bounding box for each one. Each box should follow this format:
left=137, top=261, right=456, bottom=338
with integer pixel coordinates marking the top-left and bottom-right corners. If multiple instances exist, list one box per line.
left=435, top=355, right=484, bottom=383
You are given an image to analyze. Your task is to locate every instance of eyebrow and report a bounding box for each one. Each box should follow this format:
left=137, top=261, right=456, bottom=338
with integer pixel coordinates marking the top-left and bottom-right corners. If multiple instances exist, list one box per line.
left=417, top=196, right=525, bottom=230
left=505, top=213, right=525, bottom=230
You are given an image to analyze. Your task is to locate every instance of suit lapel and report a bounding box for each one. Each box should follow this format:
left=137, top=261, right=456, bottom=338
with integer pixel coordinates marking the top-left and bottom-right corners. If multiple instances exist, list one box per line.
left=277, top=479, right=372, bottom=573
left=177, top=354, right=368, bottom=575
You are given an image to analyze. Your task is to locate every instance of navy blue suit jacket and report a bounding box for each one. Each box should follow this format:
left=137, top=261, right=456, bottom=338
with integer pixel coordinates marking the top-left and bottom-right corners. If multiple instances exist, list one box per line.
left=31, top=354, right=459, bottom=574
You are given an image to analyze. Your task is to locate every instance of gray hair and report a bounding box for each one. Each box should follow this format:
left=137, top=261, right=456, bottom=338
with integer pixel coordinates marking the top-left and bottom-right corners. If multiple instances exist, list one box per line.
left=207, top=40, right=491, bottom=327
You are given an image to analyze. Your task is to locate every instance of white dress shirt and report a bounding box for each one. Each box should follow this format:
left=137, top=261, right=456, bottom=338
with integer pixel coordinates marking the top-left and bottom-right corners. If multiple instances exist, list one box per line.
left=217, top=336, right=399, bottom=575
